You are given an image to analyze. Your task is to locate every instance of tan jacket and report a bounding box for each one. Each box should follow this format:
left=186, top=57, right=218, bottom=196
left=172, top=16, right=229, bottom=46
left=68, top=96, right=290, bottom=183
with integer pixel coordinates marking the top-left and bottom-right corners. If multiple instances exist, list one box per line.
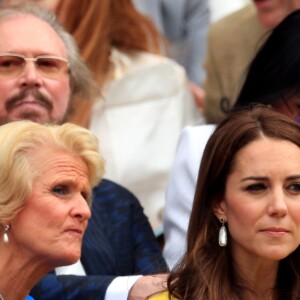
left=203, top=4, right=268, bottom=123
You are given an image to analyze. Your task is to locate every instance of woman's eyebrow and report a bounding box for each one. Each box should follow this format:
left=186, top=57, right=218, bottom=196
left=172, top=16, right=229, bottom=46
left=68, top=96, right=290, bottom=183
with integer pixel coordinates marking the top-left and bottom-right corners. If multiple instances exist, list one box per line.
left=241, top=175, right=300, bottom=182
left=287, top=175, right=300, bottom=181
left=241, top=176, right=269, bottom=182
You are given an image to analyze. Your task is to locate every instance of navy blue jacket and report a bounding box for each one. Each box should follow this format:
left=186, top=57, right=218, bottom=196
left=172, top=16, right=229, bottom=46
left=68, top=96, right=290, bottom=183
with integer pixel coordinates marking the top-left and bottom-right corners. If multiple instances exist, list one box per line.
left=31, top=179, right=168, bottom=299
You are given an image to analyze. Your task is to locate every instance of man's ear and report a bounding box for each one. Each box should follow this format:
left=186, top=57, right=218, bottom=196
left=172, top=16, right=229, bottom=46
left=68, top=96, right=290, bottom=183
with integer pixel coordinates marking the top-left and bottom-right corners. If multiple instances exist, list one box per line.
left=213, top=200, right=227, bottom=220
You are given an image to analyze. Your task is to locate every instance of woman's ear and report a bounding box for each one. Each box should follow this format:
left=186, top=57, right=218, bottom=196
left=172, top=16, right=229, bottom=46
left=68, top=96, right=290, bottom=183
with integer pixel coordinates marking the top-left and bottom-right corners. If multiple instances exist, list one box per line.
left=213, top=200, right=227, bottom=220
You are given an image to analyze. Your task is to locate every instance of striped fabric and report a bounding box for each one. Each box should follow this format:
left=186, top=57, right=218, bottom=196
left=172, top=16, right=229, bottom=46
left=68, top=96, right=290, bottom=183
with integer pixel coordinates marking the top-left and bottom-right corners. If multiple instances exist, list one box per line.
left=31, top=179, right=168, bottom=299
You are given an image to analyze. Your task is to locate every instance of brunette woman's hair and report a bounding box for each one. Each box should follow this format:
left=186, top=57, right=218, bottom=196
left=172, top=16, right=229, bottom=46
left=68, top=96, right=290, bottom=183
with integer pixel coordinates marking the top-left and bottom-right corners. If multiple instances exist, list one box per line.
left=168, top=105, right=300, bottom=299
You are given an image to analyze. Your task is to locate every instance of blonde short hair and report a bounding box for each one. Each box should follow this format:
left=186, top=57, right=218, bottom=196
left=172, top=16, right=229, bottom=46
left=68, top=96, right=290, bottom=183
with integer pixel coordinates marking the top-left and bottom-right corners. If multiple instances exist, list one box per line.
left=0, top=120, right=105, bottom=223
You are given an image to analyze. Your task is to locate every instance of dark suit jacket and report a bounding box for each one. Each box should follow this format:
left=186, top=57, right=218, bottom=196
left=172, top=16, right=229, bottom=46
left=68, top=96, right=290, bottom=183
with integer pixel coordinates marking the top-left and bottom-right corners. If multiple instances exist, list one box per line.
left=31, top=179, right=168, bottom=299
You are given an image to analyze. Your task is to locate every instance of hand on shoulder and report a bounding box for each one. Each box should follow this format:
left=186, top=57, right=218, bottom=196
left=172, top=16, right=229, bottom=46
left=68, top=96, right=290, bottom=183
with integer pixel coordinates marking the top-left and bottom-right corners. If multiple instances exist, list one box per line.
left=128, top=274, right=168, bottom=300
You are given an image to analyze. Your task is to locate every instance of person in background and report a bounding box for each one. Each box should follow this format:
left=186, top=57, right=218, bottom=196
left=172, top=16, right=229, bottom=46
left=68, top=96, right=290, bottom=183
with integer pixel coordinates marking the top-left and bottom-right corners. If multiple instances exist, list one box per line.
left=163, top=9, right=300, bottom=269
left=133, top=0, right=210, bottom=108
left=43, top=0, right=200, bottom=234
left=203, top=0, right=300, bottom=124
left=153, top=105, right=300, bottom=299
left=0, top=3, right=168, bottom=299
left=235, top=9, right=300, bottom=122
left=0, top=120, right=104, bottom=300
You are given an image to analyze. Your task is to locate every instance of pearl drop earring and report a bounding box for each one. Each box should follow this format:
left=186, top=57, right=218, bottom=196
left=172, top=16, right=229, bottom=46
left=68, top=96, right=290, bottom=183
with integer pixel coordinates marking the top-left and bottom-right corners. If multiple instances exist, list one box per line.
left=3, top=224, right=10, bottom=244
left=218, top=218, right=227, bottom=247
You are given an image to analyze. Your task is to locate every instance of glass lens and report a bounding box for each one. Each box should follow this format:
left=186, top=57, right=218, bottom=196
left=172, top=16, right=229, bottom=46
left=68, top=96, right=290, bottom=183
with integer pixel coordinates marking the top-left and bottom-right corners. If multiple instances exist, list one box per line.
left=0, top=55, right=24, bottom=76
left=36, top=57, right=68, bottom=77
left=0, top=55, right=69, bottom=79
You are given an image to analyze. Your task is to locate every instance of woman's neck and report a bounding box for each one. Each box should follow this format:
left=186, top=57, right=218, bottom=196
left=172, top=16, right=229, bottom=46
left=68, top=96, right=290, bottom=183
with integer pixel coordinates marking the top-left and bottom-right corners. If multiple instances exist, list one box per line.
left=0, top=266, right=32, bottom=300
left=0, top=244, right=49, bottom=300
left=233, top=253, right=279, bottom=299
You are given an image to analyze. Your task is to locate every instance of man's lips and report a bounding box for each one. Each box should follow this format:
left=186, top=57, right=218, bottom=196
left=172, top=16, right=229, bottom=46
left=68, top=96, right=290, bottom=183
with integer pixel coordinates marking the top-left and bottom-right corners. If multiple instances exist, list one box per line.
left=12, top=99, right=49, bottom=109
left=6, top=89, right=52, bottom=111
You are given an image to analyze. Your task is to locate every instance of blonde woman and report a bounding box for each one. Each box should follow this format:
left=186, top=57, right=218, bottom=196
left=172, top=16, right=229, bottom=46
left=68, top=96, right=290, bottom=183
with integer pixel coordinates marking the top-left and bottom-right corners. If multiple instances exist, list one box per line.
left=0, top=120, right=104, bottom=300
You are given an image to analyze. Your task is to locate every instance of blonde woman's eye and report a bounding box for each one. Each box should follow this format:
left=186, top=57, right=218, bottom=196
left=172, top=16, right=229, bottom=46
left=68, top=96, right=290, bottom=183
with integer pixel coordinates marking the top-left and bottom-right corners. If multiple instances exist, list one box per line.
left=52, top=185, right=69, bottom=196
left=81, top=191, right=92, bottom=205
left=81, top=191, right=88, bottom=200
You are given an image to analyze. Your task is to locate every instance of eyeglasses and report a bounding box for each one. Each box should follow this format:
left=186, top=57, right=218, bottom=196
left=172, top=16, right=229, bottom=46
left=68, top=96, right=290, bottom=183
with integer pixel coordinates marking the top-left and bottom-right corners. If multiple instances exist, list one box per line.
left=0, top=53, right=70, bottom=79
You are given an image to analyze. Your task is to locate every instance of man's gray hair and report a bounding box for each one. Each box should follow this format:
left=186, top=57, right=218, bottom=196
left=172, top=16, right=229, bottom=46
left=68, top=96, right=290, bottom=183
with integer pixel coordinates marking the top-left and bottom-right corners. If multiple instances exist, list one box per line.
left=0, top=3, right=98, bottom=104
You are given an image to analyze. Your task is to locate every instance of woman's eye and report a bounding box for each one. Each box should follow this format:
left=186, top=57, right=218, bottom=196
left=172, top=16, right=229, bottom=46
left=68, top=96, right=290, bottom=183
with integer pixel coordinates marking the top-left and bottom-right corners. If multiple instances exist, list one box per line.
left=81, top=191, right=88, bottom=200
left=246, top=184, right=266, bottom=192
left=288, top=183, right=300, bottom=193
left=52, top=185, right=69, bottom=196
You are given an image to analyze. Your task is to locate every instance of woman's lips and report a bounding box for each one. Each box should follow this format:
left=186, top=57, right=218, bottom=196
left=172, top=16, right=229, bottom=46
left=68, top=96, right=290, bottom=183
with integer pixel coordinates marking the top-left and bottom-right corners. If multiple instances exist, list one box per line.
left=260, top=227, right=289, bottom=236
left=65, top=228, right=83, bottom=236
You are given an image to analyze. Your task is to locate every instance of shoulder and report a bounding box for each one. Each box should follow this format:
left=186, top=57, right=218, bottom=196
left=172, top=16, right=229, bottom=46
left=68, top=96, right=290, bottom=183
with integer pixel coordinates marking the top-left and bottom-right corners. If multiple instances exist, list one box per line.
left=111, top=48, right=186, bottom=77
left=181, top=124, right=216, bottom=139
left=170, top=124, right=216, bottom=188
left=166, top=124, right=216, bottom=201
left=90, top=179, right=147, bottom=232
left=149, top=291, right=177, bottom=300
left=171, top=124, right=216, bottom=176
left=209, top=4, right=261, bottom=39
left=178, top=124, right=216, bottom=155
left=108, top=49, right=189, bottom=100
left=92, top=179, right=141, bottom=207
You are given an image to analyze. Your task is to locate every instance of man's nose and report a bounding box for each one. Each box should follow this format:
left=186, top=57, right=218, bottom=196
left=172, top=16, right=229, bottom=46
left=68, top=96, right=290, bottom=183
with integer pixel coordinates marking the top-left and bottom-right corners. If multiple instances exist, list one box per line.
left=18, top=61, right=43, bottom=87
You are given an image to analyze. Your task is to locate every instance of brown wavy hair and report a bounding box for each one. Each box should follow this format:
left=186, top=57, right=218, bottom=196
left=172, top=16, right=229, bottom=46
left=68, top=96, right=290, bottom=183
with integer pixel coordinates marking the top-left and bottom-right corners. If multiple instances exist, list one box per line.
left=168, top=105, right=300, bottom=299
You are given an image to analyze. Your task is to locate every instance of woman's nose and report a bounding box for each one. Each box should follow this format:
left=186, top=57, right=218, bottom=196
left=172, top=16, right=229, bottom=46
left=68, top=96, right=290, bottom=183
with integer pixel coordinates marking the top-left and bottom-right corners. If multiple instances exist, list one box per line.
left=267, top=191, right=288, bottom=217
left=71, top=195, right=92, bottom=221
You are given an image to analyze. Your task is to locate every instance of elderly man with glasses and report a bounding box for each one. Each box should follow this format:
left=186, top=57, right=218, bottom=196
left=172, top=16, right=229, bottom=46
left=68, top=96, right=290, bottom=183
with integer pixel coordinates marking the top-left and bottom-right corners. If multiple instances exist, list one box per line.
left=0, top=4, right=168, bottom=300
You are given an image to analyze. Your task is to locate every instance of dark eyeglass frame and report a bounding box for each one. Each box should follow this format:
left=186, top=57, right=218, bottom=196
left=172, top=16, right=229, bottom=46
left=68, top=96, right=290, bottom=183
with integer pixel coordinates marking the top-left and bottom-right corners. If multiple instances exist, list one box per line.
left=0, top=53, right=70, bottom=79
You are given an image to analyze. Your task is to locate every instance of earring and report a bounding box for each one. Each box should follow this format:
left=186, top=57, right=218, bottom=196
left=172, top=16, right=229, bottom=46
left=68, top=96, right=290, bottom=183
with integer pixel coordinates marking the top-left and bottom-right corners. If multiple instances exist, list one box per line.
left=3, top=225, right=9, bottom=244
left=218, top=218, right=227, bottom=247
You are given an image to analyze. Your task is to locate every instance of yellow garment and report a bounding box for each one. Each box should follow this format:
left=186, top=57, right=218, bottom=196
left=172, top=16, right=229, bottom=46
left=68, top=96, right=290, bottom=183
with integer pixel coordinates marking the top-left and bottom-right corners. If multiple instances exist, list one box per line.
left=149, top=291, right=177, bottom=300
